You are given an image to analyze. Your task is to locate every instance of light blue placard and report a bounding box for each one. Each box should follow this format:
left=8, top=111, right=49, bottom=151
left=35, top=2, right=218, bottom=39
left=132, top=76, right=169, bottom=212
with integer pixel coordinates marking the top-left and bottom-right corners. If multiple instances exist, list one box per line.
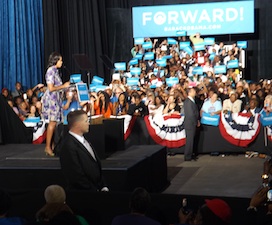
left=70, top=74, right=81, bottom=83
left=130, top=67, right=141, bottom=75
left=76, top=83, right=89, bottom=102
left=176, top=30, right=187, bottom=36
left=163, top=55, right=173, bottom=60
left=127, top=77, right=139, bottom=86
left=134, top=54, right=143, bottom=60
left=167, top=37, right=177, bottom=45
left=166, top=77, right=179, bottom=87
left=24, top=117, right=41, bottom=123
left=134, top=37, right=144, bottom=45
left=95, top=85, right=108, bottom=92
left=227, top=59, right=239, bottom=69
left=129, top=58, right=139, bottom=65
left=194, top=43, right=206, bottom=51
left=156, top=59, right=167, bottom=67
left=179, top=41, right=190, bottom=49
left=204, top=37, right=215, bottom=46
left=133, top=1, right=254, bottom=38
left=214, top=65, right=227, bottom=74
left=192, top=66, right=203, bottom=75
left=91, top=75, right=104, bottom=85
left=114, top=62, right=126, bottom=71
left=201, top=112, right=220, bottom=126
left=144, top=52, right=154, bottom=60
left=209, top=53, right=216, bottom=61
left=149, top=84, right=157, bottom=89
left=260, top=111, right=272, bottom=126
left=160, top=70, right=165, bottom=77
left=237, top=41, right=247, bottom=49
left=142, top=41, right=153, bottom=49
left=183, top=46, right=194, bottom=55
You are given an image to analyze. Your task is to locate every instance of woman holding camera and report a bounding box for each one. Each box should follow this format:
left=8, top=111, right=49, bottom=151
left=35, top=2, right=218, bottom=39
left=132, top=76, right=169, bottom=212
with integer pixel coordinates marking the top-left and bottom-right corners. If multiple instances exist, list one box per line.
left=41, top=52, right=70, bottom=156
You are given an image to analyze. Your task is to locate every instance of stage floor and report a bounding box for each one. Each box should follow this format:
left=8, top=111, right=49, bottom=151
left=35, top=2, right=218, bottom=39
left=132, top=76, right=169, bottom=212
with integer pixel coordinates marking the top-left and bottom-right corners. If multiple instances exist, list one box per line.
left=0, top=143, right=265, bottom=198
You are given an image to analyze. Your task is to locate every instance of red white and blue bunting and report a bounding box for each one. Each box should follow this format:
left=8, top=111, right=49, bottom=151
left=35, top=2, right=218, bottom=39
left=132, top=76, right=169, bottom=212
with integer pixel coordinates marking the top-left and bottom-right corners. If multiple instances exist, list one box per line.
left=144, top=113, right=186, bottom=148
left=219, top=112, right=261, bottom=147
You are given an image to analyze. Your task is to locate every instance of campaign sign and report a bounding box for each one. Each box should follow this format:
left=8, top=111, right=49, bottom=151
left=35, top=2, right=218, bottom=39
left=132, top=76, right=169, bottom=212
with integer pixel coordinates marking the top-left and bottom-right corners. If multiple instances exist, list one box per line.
left=237, top=41, right=247, bottom=49
left=114, top=62, right=126, bottom=71
left=179, top=41, right=190, bottom=49
left=144, top=52, right=154, bottom=60
left=176, top=30, right=187, bottom=36
left=167, top=37, right=177, bottom=45
left=192, top=66, right=203, bottom=75
left=142, top=41, right=152, bottom=49
left=204, top=37, right=215, bottom=46
left=163, top=55, right=173, bottom=60
left=227, top=59, right=239, bottom=69
left=76, top=83, right=89, bottom=102
left=132, top=1, right=254, bottom=38
left=183, top=46, right=194, bottom=55
left=150, top=84, right=157, bottom=89
left=201, top=112, right=220, bottom=126
left=159, top=70, right=165, bottom=77
left=95, top=85, right=108, bottom=92
left=194, top=43, right=206, bottom=51
left=166, top=77, right=179, bottom=87
left=130, top=67, right=141, bottom=75
left=129, top=58, right=139, bottom=65
left=260, top=111, right=272, bottom=126
left=91, top=75, right=104, bottom=85
left=127, top=77, right=139, bottom=86
left=134, top=54, right=143, bottom=60
left=156, top=59, right=167, bottom=67
left=209, top=53, right=216, bottom=61
left=70, top=74, right=81, bottom=83
left=134, top=37, right=144, bottom=45
left=214, top=65, right=227, bottom=74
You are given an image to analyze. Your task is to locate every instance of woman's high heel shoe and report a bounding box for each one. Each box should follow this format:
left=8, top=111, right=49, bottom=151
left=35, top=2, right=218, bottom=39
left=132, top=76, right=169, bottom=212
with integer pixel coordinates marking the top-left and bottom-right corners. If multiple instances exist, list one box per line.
left=45, top=149, right=55, bottom=157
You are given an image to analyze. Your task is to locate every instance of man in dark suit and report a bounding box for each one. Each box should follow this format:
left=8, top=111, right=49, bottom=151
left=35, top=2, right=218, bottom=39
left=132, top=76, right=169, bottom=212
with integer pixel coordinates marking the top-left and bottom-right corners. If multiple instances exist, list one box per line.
left=184, top=87, right=199, bottom=161
left=59, top=110, right=108, bottom=191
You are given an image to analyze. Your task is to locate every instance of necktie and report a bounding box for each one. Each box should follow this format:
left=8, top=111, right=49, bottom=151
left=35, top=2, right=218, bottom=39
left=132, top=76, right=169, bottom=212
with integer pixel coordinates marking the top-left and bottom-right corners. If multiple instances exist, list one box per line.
left=83, top=139, right=96, bottom=161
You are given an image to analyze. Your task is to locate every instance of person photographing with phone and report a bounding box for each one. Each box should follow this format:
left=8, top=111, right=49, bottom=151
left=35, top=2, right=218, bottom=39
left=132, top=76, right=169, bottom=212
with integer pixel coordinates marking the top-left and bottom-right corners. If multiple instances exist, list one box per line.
left=41, top=52, right=70, bottom=156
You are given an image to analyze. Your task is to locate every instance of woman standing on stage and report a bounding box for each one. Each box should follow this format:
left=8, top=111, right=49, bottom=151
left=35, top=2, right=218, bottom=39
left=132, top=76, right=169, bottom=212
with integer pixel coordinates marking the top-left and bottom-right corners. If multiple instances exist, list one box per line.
left=42, top=52, right=70, bottom=156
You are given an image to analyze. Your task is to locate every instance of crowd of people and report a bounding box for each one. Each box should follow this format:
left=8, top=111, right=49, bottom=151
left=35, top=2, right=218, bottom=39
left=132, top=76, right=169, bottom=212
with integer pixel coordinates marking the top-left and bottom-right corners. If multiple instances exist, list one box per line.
left=1, top=33, right=272, bottom=159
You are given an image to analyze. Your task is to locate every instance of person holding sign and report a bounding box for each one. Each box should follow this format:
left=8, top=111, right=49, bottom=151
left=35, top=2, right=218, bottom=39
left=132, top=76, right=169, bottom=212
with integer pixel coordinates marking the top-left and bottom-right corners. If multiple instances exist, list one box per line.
left=200, top=92, right=222, bottom=117
left=41, top=52, right=70, bottom=156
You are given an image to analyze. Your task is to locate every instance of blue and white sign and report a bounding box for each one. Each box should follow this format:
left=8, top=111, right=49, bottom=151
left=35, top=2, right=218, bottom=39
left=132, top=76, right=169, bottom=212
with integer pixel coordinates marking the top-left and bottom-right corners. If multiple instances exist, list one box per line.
left=163, top=55, right=173, bottom=60
left=76, top=83, right=89, bottom=102
left=176, top=30, right=187, bottom=36
left=129, top=58, right=139, bottom=65
left=134, top=54, right=143, bottom=60
left=183, top=46, right=194, bottom=55
left=209, top=53, right=216, bottom=61
left=144, top=52, right=154, bottom=60
left=130, top=67, right=141, bottom=75
left=201, top=112, right=220, bottom=126
left=91, top=75, right=104, bottom=85
left=134, top=37, right=144, bottom=45
left=70, top=74, right=81, bottom=83
left=227, top=59, right=239, bottom=69
left=192, top=66, right=203, bottom=75
left=142, top=41, right=153, bottom=49
left=179, top=41, right=190, bottom=49
left=114, top=62, right=126, bottom=71
left=260, top=111, right=272, bottom=126
left=166, top=77, right=179, bottom=87
left=127, top=77, right=139, bottom=86
left=194, top=43, right=206, bottom=51
left=156, top=59, right=167, bottom=67
left=133, top=1, right=254, bottom=38
left=167, top=37, right=177, bottom=45
left=237, top=41, right=247, bottom=49
left=214, top=65, right=227, bottom=74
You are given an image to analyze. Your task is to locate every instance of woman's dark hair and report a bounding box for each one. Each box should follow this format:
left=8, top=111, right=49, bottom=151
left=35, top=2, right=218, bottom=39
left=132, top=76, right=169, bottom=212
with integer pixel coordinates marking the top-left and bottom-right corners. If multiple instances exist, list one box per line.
left=155, top=95, right=165, bottom=105
left=99, top=91, right=110, bottom=112
left=129, top=187, right=151, bottom=214
left=118, top=92, right=128, bottom=107
left=47, top=52, right=62, bottom=68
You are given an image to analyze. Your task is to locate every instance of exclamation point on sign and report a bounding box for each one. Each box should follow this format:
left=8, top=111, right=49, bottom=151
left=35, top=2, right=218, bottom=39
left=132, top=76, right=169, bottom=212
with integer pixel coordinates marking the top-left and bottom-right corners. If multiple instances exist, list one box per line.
left=240, top=7, right=244, bottom=20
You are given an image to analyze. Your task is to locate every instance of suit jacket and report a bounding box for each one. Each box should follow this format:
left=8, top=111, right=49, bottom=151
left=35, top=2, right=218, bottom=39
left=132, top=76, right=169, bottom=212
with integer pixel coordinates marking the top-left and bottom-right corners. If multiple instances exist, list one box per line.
left=184, top=97, right=199, bottom=130
left=59, top=133, right=105, bottom=191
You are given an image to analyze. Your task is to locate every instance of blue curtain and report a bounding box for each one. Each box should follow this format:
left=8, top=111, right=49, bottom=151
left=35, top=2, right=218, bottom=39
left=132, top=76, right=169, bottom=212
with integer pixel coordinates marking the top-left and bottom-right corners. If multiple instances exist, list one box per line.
left=0, top=0, right=44, bottom=91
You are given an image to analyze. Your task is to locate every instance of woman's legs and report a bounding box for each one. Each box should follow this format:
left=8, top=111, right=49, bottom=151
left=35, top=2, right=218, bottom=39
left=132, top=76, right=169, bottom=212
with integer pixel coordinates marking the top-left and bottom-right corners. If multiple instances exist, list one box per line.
left=45, top=121, right=57, bottom=155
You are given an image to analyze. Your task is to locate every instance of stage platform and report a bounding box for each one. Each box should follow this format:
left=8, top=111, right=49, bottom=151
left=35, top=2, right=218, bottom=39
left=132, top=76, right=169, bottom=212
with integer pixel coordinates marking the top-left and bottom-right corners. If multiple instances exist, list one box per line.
left=0, top=143, right=266, bottom=198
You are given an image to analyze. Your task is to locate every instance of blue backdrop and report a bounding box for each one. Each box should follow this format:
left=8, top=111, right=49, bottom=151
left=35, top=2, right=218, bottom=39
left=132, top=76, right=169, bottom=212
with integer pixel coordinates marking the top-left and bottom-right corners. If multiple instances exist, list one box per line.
left=0, top=0, right=44, bottom=91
